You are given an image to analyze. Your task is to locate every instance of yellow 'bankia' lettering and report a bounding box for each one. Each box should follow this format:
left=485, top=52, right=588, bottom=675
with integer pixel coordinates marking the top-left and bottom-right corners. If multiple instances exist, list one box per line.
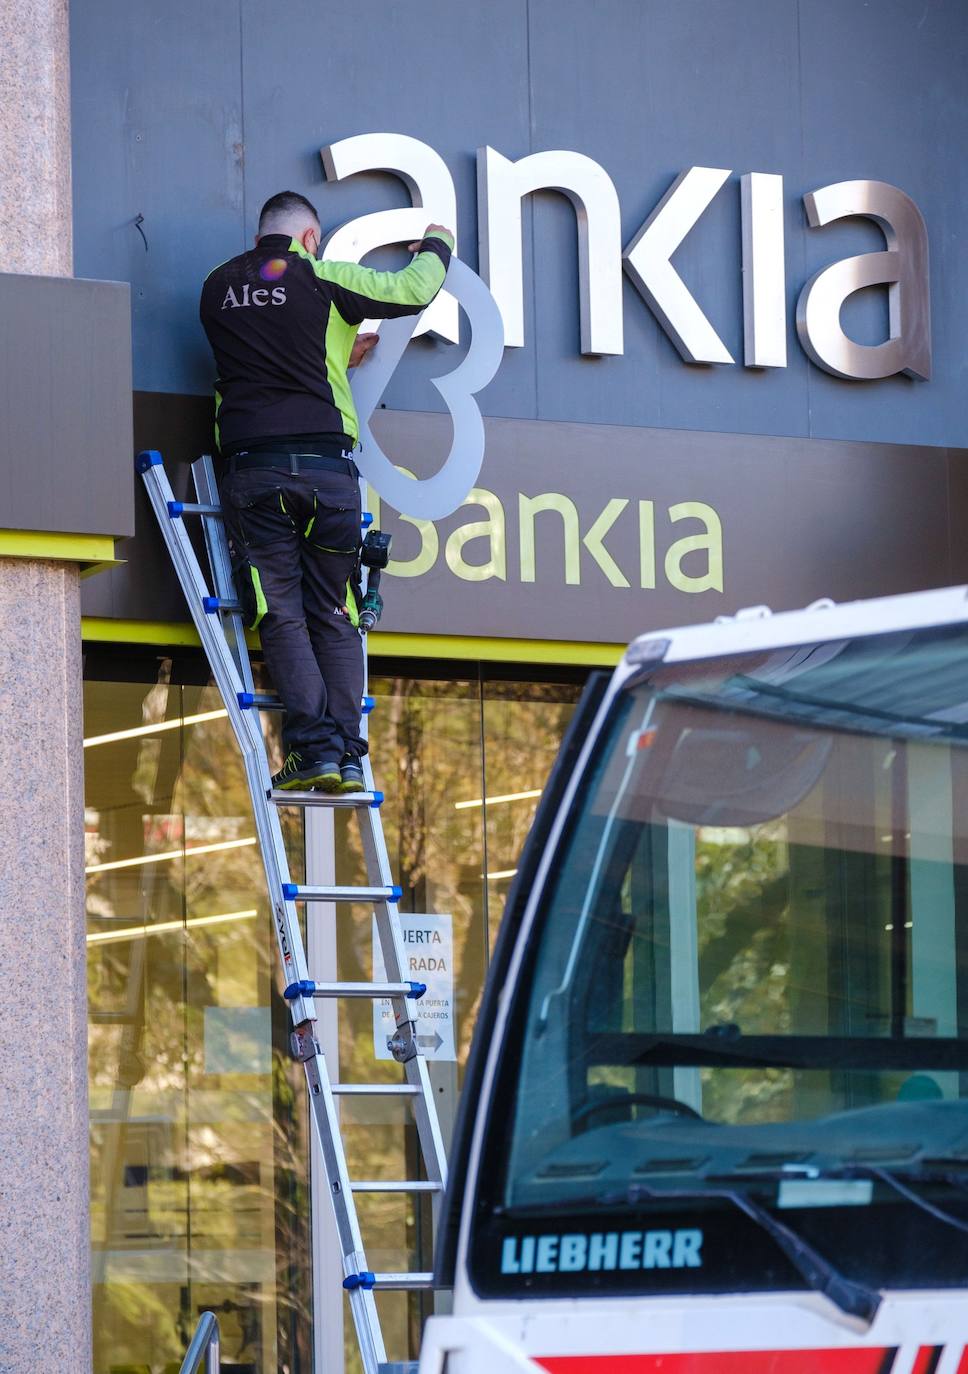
left=519, top=493, right=581, bottom=584
left=445, top=488, right=506, bottom=582
left=582, top=498, right=630, bottom=588
left=367, top=483, right=724, bottom=593
left=665, top=501, right=724, bottom=593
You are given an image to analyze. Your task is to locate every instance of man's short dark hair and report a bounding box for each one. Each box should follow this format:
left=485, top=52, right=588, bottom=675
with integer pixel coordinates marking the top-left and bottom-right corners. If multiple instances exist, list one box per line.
left=258, top=191, right=320, bottom=235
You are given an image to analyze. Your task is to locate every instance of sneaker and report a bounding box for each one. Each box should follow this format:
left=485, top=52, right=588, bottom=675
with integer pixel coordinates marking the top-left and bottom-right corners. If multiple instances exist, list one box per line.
left=272, top=751, right=341, bottom=792
left=338, top=757, right=366, bottom=794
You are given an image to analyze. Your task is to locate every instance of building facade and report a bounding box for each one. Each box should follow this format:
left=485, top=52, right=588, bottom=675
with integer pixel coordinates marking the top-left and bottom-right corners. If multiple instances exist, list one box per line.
left=1, top=1, right=967, bottom=1371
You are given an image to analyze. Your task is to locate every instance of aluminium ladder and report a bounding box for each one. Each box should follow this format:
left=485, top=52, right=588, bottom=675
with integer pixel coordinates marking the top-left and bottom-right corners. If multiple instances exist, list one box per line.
left=137, top=449, right=448, bottom=1374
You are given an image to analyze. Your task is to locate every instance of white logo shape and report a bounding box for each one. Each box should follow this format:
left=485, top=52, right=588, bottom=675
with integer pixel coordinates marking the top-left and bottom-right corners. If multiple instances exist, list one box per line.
left=349, top=256, right=504, bottom=521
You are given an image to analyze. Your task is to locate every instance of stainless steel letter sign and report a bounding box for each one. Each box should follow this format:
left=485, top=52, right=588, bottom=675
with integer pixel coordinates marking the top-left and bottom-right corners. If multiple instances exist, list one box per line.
left=623, top=167, right=733, bottom=365
left=321, top=133, right=459, bottom=344
left=796, top=180, right=931, bottom=381
left=477, top=145, right=624, bottom=356
left=741, top=172, right=787, bottom=369
left=323, top=133, right=931, bottom=385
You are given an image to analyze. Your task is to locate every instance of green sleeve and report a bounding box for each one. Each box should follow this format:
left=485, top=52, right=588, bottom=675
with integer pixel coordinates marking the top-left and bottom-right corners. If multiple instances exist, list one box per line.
left=307, top=231, right=454, bottom=324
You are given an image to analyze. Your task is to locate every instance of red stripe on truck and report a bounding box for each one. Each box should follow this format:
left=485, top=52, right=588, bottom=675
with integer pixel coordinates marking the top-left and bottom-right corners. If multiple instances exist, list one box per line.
left=536, top=1349, right=898, bottom=1374
left=910, top=1348, right=943, bottom=1374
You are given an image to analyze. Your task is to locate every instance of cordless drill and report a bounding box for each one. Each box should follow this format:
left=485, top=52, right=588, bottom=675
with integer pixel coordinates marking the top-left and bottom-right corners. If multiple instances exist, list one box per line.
left=358, top=529, right=391, bottom=633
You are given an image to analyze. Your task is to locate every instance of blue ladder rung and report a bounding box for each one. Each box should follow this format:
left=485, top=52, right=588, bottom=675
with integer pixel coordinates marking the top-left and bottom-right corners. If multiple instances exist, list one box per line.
left=281, top=882, right=403, bottom=902
left=238, top=692, right=375, bottom=713
left=238, top=692, right=283, bottom=710
left=168, top=500, right=222, bottom=518
left=203, top=595, right=241, bottom=614
left=284, top=980, right=427, bottom=1001
left=269, top=789, right=384, bottom=809
left=343, top=1271, right=376, bottom=1291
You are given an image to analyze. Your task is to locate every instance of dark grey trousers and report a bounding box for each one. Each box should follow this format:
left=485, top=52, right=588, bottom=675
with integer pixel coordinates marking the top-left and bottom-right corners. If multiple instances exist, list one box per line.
left=221, top=467, right=366, bottom=761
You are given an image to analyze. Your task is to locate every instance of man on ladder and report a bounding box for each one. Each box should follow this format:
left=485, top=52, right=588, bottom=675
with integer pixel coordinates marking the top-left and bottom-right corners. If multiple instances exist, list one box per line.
left=200, top=190, right=453, bottom=793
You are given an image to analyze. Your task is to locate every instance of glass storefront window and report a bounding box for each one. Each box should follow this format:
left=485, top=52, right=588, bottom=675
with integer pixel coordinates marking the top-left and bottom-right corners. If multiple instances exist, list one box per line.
left=481, top=679, right=583, bottom=949
left=85, top=664, right=310, bottom=1374
left=85, top=653, right=583, bottom=1372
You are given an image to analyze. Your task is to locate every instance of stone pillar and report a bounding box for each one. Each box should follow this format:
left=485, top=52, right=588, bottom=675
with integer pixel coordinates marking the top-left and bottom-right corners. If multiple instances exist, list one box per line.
left=0, top=0, right=73, bottom=275
left=0, top=4, right=91, bottom=1372
left=0, top=559, right=90, bottom=1371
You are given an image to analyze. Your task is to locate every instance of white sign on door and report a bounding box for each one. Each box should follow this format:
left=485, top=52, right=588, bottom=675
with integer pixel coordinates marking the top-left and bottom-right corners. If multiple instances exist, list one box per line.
left=372, top=912, right=456, bottom=1061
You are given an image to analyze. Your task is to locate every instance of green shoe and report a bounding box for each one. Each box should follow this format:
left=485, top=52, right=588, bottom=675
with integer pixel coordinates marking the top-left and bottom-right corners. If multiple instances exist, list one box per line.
left=272, top=751, right=341, bottom=792
left=338, top=758, right=366, bottom=794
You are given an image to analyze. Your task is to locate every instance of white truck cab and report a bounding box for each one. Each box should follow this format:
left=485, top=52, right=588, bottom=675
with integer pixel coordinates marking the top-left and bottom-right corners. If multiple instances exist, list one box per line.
left=423, top=586, right=968, bottom=1374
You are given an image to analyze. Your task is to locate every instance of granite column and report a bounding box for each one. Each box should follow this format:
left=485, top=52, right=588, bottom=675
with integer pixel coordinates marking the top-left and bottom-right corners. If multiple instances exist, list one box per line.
left=0, top=0, right=92, bottom=1369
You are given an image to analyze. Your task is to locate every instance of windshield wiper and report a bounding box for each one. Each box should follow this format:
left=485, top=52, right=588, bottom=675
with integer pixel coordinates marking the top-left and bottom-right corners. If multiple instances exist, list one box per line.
left=506, top=1178, right=880, bottom=1322
left=832, top=1163, right=968, bottom=1239
left=708, top=1160, right=968, bottom=1270
left=625, top=1180, right=879, bottom=1323
left=709, top=1160, right=968, bottom=1239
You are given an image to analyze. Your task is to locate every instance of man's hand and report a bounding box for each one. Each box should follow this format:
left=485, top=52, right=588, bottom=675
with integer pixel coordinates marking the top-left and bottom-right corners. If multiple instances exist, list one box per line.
left=407, top=223, right=453, bottom=251
left=348, top=331, right=379, bottom=368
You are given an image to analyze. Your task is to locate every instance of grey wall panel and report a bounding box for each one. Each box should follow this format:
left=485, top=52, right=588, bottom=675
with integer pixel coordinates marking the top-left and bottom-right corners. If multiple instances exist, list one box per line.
left=236, top=0, right=535, bottom=419
left=365, top=411, right=958, bottom=643
left=80, top=392, right=213, bottom=620
left=70, top=0, right=968, bottom=447
left=70, top=0, right=245, bottom=398
left=795, top=0, right=968, bottom=445
left=0, top=275, right=133, bottom=538
left=81, top=398, right=966, bottom=644
left=525, top=0, right=808, bottom=436
left=947, top=452, right=968, bottom=587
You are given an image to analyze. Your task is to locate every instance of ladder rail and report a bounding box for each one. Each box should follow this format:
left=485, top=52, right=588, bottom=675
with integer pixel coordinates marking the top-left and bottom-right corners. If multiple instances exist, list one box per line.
left=358, top=769, right=449, bottom=1200
left=293, top=1023, right=387, bottom=1372
left=139, top=454, right=387, bottom=1365
left=192, top=455, right=255, bottom=695
left=139, top=454, right=316, bottom=1022
left=179, top=1311, right=220, bottom=1374
left=353, top=535, right=449, bottom=1200
left=138, top=450, right=449, bottom=1374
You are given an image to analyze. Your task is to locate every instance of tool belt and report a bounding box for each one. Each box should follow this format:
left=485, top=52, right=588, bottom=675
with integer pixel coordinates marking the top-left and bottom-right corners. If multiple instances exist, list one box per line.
left=225, top=443, right=358, bottom=478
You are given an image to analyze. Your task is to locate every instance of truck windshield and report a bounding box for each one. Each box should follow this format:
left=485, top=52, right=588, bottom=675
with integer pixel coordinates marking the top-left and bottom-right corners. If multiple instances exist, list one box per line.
left=470, top=623, right=968, bottom=1300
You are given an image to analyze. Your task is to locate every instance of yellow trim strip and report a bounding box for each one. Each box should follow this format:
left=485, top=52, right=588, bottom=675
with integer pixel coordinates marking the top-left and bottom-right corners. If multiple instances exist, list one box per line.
left=80, top=617, right=625, bottom=666
left=0, top=530, right=118, bottom=566
left=80, top=559, right=126, bottom=580
left=81, top=617, right=204, bottom=646
left=370, top=632, right=625, bottom=667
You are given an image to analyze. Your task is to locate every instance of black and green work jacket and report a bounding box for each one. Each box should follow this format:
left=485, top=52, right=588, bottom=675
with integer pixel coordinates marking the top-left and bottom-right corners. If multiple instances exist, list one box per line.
left=199, top=230, right=454, bottom=452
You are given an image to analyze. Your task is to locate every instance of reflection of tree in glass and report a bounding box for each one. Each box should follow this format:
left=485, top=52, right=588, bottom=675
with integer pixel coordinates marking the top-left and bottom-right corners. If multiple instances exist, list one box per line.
left=482, top=683, right=580, bottom=953
left=178, top=686, right=312, bottom=1372
left=695, top=822, right=793, bottom=1124
left=86, top=672, right=311, bottom=1374
left=326, top=675, right=580, bottom=1368
left=327, top=677, right=486, bottom=1367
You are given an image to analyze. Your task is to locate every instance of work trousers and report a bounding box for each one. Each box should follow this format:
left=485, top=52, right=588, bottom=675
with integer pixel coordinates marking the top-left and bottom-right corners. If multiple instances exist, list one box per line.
left=221, top=467, right=366, bottom=761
